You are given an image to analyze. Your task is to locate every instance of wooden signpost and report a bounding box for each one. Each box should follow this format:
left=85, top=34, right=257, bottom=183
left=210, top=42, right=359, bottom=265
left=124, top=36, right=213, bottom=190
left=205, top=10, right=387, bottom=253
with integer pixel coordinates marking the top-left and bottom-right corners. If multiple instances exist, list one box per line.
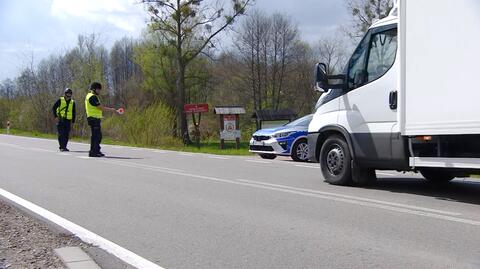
left=214, top=106, right=246, bottom=149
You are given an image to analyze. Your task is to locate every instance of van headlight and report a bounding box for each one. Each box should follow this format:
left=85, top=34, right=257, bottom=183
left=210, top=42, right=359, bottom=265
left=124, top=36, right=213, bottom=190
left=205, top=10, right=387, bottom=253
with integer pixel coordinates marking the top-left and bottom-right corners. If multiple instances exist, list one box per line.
left=272, top=131, right=294, bottom=138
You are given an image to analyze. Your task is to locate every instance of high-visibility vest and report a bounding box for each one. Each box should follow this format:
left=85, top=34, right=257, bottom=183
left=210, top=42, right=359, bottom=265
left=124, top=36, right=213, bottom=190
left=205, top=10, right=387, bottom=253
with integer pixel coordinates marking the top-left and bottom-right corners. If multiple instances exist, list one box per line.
left=56, top=97, right=74, bottom=120
left=85, top=91, right=102, bottom=119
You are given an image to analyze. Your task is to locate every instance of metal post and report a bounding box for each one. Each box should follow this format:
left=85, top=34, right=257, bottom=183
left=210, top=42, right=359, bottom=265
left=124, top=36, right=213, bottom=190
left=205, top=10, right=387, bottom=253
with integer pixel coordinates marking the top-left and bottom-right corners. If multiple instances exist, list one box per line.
left=235, top=114, right=240, bottom=149
left=220, top=115, right=224, bottom=150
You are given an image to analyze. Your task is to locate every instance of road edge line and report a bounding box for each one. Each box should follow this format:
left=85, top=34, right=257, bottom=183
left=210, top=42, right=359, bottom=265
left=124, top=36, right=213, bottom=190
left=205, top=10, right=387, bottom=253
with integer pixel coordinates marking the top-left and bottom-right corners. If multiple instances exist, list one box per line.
left=0, top=188, right=164, bottom=269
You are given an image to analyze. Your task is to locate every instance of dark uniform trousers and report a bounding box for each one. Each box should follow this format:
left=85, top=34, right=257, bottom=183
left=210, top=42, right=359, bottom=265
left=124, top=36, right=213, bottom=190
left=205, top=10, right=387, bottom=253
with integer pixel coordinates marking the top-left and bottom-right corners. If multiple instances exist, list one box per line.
left=87, top=117, right=102, bottom=154
left=57, top=119, right=71, bottom=150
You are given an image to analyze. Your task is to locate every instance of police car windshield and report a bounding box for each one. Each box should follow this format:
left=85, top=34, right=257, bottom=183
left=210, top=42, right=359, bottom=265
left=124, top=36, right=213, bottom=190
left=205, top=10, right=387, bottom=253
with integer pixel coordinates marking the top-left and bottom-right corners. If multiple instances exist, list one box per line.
left=284, top=114, right=313, bottom=127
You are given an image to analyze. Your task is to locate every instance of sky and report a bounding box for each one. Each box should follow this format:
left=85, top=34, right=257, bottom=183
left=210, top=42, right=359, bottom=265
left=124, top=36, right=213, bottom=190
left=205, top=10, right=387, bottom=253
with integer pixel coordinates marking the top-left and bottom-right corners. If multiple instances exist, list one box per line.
left=0, top=0, right=349, bottom=81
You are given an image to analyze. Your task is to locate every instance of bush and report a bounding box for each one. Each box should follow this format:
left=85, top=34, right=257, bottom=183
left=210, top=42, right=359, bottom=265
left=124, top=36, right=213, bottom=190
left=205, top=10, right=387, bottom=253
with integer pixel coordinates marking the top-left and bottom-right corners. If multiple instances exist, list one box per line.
left=7, top=100, right=37, bottom=132
left=102, top=102, right=182, bottom=147
left=0, top=99, right=10, bottom=128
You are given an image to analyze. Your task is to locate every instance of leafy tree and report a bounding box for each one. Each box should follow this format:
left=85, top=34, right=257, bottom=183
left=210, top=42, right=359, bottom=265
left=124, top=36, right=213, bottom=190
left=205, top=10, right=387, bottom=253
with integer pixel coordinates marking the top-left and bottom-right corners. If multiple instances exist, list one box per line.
left=141, top=0, right=252, bottom=144
left=134, top=36, right=178, bottom=110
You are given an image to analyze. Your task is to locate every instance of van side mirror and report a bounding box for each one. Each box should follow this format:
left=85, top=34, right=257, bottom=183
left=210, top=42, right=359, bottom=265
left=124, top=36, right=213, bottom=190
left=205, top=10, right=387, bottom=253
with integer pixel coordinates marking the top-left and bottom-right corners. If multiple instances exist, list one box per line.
left=314, top=63, right=328, bottom=93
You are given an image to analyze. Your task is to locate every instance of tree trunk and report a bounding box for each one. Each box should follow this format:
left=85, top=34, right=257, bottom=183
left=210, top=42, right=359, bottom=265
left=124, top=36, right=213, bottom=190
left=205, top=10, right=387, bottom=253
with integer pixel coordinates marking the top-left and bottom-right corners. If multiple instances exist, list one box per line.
left=177, top=63, right=190, bottom=145
left=276, top=50, right=286, bottom=110
left=250, top=47, right=260, bottom=129
left=175, top=0, right=190, bottom=145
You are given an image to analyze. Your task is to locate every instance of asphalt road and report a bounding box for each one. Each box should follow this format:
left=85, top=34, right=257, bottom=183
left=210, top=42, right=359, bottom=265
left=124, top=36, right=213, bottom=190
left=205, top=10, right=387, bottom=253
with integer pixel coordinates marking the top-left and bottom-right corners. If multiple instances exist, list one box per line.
left=1, top=134, right=479, bottom=269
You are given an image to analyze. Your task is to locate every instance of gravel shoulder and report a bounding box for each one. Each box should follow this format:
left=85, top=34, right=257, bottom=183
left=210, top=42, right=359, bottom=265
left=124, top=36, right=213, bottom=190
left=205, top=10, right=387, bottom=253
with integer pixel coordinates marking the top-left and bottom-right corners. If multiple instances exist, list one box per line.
left=0, top=200, right=86, bottom=269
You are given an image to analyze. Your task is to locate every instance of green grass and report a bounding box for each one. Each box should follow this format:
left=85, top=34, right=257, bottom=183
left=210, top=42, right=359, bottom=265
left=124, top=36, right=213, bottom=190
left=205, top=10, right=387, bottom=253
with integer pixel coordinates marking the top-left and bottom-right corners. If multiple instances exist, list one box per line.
left=1, top=128, right=252, bottom=156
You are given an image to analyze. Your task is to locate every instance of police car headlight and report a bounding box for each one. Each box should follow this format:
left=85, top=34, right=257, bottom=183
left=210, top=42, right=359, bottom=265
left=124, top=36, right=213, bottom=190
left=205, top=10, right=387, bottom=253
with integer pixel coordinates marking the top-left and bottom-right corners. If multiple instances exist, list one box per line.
left=272, top=131, right=294, bottom=138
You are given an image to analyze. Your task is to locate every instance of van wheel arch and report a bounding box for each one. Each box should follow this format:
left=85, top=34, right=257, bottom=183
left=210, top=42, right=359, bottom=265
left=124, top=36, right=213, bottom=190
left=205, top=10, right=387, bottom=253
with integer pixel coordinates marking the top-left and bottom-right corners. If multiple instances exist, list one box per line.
left=316, top=126, right=356, bottom=161
left=316, top=127, right=376, bottom=186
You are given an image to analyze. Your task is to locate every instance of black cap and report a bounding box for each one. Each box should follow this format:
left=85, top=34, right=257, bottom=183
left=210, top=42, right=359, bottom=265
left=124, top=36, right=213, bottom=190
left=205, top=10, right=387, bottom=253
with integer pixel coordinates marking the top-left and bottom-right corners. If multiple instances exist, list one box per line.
left=90, top=82, right=102, bottom=90
left=64, top=88, right=73, bottom=94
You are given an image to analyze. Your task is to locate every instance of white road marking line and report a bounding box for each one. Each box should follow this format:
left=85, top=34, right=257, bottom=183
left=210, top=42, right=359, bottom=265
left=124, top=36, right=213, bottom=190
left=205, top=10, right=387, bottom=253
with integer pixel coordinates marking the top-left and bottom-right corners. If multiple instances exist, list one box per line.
left=246, top=160, right=272, bottom=164
left=0, top=135, right=90, bottom=149
left=98, top=160, right=480, bottom=226
left=0, top=188, right=165, bottom=269
left=30, top=148, right=56, bottom=153
left=0, top=142, right=56, bottom=153
left=111, top=146, right=124, bottom=149
left=0, top=142, right=22, bottom=149
left=237, top=179, right=462, bottom=216
left=77, top=156, right=91, bottom=159
left=58, top=153, right=71, bottom=156
left=0, top=135, right=166, bottom=153
left=100, top=159, right=185, bottom=173
left=295, top=164, right=318, bottom=169
left=208, top=156, right=230, bottom=160
left=179, top=153, right=196, bottom=156
left=0, top=135, right=53, bottom=142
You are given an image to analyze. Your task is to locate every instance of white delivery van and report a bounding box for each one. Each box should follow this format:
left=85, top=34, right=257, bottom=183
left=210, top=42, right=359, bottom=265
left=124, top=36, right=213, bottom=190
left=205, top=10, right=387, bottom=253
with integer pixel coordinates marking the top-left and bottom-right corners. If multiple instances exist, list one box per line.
left=308, top=0, right=480, bottom=185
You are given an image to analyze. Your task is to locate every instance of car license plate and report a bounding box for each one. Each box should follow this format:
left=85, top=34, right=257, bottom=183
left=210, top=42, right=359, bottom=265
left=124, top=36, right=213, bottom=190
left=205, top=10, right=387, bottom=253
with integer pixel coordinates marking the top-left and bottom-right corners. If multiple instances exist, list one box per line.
left=252, top=140, right=265, bottom=146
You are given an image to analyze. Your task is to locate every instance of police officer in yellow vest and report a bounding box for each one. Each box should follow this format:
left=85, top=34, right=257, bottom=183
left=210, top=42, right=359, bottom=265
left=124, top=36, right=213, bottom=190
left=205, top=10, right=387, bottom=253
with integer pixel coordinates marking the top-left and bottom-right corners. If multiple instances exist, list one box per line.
left=85, top=82, right=119, bottom=157
left=52, top=88, right=76, bottom=151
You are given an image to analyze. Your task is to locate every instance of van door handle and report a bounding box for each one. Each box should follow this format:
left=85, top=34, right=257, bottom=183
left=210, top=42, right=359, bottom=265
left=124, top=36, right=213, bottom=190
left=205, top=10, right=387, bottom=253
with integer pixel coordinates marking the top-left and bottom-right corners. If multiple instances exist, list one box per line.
left=389, top=91, right=397, bottom=109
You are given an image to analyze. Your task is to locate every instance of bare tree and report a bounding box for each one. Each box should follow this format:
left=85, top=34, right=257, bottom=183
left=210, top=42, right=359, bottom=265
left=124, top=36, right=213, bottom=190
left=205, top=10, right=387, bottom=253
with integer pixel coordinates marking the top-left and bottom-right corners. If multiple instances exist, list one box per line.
left=0, top=79, right=16, bottom=99
left=110, top=37, right=142, bottom=107
left=269, top=13, right=298, bottom=109
left=286, top=41, right=316, bottom=115
left=236, top=11, right=299, bottom=117
left=236, top=10, right=270, bottom=116
left=315, top=34, right=348, bottom=75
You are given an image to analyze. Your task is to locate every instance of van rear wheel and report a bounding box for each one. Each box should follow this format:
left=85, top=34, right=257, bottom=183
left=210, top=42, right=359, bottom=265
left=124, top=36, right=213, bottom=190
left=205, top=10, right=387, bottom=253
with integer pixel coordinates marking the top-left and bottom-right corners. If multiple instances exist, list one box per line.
left=420, top=169, right=455, bottom=183
left=320, top=135, right=353, bottom=185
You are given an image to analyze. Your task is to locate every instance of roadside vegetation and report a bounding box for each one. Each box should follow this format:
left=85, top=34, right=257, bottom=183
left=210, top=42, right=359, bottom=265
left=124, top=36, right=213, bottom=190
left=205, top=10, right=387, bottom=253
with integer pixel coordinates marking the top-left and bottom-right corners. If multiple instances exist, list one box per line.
left=0, top=0, right=393, bottom=154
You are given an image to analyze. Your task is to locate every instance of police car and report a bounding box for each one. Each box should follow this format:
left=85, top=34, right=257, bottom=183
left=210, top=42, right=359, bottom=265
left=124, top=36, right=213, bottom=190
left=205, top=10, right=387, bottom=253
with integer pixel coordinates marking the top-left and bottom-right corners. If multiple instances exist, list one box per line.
left=249, top=114, right=313, bottom=162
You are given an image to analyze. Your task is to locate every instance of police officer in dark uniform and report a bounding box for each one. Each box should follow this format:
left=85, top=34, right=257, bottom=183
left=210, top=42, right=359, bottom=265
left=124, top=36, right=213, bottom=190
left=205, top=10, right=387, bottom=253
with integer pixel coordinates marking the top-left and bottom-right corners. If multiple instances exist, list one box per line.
left=85, top=82, right=119, bottom=157
left=52, top=88, right=76, bottom=151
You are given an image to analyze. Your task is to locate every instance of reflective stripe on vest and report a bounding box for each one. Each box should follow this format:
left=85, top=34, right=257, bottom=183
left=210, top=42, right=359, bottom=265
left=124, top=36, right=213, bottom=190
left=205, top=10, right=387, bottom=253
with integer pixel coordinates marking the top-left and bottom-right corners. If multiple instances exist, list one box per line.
left=85, top=91, right=102, bottom=119
left=57, top=97, right=74, bottom=120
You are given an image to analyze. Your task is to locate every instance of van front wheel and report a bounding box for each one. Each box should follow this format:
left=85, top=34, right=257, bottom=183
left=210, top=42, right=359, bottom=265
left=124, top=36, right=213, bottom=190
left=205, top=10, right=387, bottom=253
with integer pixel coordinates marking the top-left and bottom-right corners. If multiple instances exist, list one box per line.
left=320, top=135, right=353, bottom=185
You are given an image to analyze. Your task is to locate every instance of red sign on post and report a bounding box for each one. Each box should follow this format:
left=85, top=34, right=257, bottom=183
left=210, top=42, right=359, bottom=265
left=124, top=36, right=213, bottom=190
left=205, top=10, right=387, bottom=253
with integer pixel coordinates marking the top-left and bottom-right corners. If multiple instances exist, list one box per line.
left=184, top=103, right=209, bottom=113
